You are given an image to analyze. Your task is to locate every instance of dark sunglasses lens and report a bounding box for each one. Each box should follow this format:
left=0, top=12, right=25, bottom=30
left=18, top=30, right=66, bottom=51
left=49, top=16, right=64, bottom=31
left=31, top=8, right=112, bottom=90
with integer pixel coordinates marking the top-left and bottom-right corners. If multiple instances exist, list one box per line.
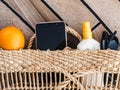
left=108, top=40, right=118, bottom=50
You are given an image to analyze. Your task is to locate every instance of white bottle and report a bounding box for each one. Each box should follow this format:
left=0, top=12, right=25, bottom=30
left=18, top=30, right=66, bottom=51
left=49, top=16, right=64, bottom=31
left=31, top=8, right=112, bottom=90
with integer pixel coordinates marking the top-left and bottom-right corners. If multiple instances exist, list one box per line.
left=77, top=21, right=100, bottom=50
left=77, top=21, right=103, bottom=89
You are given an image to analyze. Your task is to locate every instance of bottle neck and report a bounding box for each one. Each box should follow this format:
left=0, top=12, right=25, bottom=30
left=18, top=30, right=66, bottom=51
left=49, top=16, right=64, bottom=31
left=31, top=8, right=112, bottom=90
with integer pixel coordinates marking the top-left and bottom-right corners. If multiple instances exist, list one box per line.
left=82, top=21, right=93, bottom=39
left=83, top=32, right=93, bottom=39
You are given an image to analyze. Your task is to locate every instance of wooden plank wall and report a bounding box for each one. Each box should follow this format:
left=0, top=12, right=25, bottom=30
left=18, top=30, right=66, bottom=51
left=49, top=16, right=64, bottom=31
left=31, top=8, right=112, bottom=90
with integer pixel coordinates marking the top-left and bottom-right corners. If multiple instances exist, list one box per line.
left=0, top=0, right=120, bottom=45
left=45, top=0, right=120, bottom=41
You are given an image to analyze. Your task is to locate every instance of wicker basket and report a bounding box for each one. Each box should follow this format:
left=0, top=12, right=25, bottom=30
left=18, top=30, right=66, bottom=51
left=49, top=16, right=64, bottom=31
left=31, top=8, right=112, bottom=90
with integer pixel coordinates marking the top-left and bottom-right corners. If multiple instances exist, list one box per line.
left=0, top=26, right=120, bottom=90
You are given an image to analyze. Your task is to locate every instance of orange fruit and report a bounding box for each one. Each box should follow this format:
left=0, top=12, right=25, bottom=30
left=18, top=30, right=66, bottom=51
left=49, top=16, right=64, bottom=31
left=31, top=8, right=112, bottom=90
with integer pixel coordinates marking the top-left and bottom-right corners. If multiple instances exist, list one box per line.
left=0, top=26, right=25, bottom=50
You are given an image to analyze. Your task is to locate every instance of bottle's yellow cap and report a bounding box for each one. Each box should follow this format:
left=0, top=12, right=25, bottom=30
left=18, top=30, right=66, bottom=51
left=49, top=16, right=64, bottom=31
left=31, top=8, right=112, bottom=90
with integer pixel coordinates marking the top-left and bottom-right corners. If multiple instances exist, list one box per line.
left=82, top=21, right=92, bottom=39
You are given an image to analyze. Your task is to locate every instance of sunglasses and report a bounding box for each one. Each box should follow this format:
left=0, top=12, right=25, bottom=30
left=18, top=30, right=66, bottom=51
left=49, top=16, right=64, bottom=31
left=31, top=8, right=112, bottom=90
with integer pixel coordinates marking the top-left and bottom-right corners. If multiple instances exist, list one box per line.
left=101, top=31, right=119, bottom=50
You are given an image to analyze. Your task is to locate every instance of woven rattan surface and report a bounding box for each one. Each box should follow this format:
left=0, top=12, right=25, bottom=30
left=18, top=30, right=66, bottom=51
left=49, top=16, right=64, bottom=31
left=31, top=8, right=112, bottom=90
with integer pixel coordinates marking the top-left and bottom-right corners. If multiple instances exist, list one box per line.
left=0, top=49, right=120, bottom=72
left=0, top=49, right=120, bottom=90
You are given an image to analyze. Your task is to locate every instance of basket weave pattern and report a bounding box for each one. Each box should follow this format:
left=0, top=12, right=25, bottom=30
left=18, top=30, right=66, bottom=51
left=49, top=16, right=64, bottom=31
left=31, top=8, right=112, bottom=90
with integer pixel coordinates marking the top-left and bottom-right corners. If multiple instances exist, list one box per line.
left=0, top=49, right=120, bottom=90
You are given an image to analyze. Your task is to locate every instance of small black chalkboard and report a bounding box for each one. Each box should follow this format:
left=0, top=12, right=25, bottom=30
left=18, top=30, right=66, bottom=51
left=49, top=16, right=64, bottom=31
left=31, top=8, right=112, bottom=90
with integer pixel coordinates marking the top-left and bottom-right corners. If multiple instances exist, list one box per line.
left=36, top=21, right=67, bottom=50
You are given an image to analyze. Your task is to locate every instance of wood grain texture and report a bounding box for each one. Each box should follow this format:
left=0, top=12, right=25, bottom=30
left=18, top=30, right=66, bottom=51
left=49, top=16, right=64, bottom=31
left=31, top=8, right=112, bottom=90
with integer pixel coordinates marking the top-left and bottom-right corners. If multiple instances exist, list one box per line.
left=93, top=25, right=105, bottom=42
left=45, top=0, right=99, bottom=33
left=44, top=0, right=106, bottom=41
left=13, top=0, right=45, bottom=29
left=5, top=0, right=46, bottom=30
left=1, top=0, right=119, bottom=42
left=2, top=0, right=45, bottom=31
left=85, top=0, right=120, bottom=40
left=5, top=0, right=31, bottom=25
left=30, top=0, right=59, bottom=21
left=0, top=2, right=34, bottom=42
